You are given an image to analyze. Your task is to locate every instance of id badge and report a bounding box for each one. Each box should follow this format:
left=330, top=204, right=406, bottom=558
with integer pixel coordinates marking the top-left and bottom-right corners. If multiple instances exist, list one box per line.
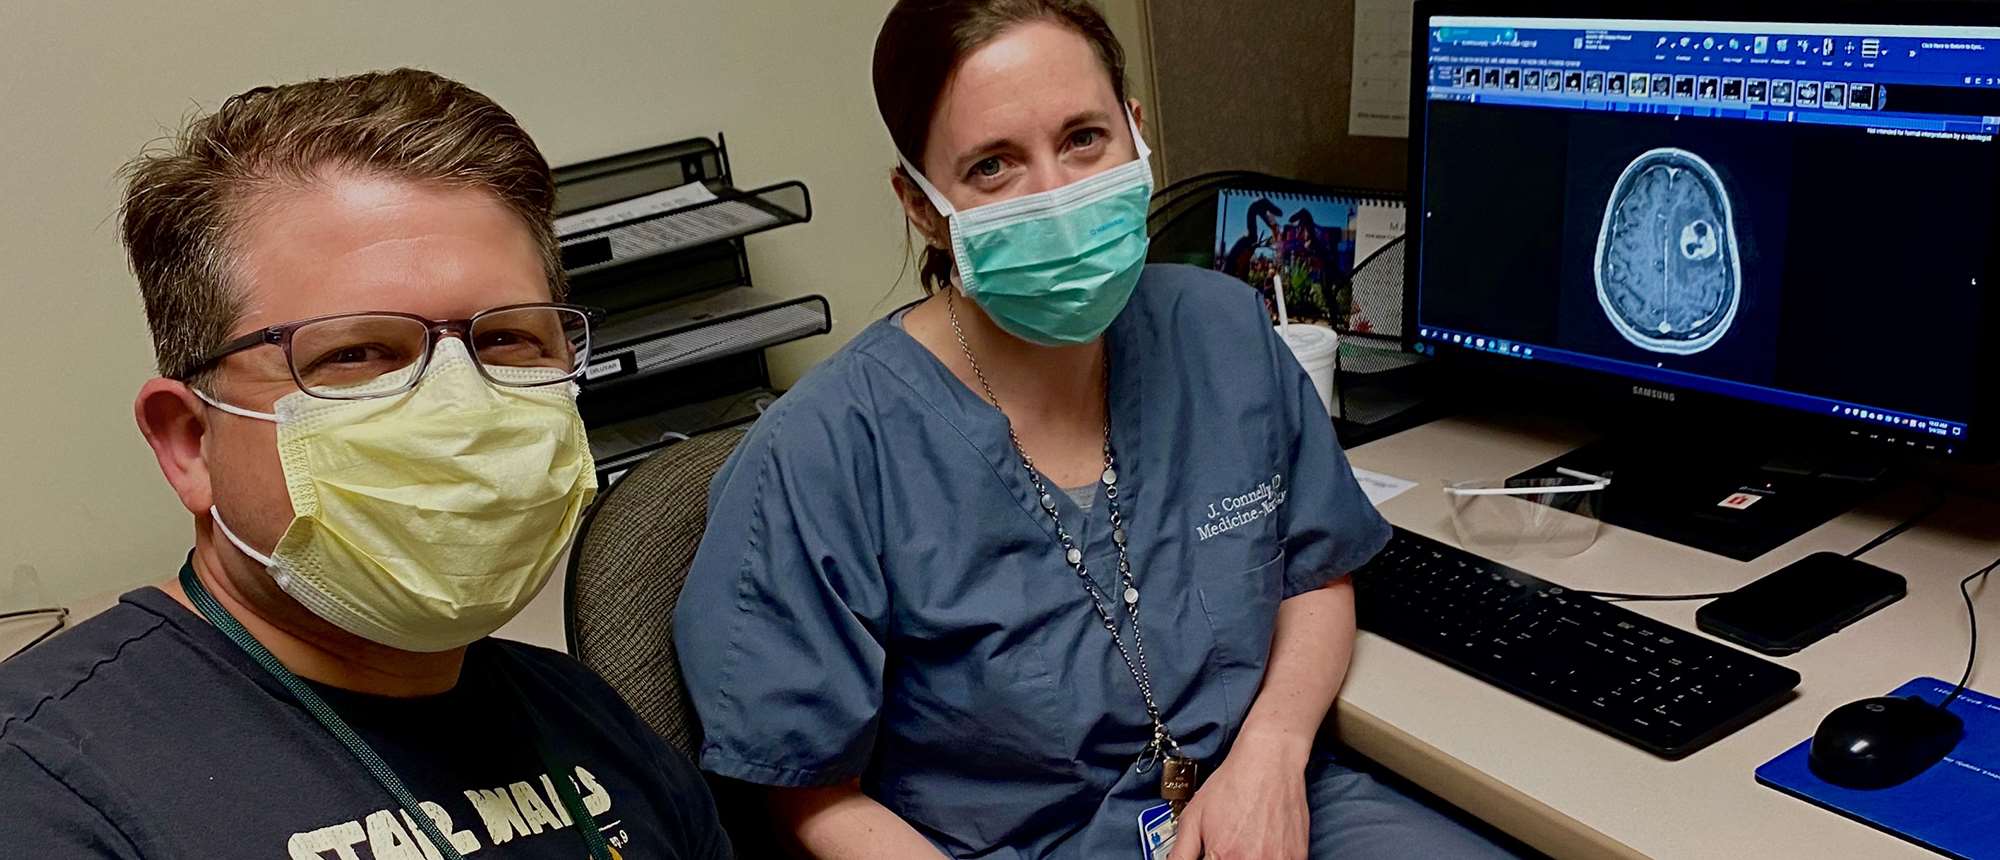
left=1137, top=802, right=1177, bottom=860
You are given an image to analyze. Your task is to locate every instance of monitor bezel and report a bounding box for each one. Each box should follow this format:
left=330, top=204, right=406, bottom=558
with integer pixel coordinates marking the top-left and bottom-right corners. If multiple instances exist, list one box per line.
left=1404, top=0, right=2000, bottom=460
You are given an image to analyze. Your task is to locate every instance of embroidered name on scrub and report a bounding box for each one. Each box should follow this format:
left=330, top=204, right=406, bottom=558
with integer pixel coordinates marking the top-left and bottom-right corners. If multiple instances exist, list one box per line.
left=1198, top=475, right=1287, bottom=541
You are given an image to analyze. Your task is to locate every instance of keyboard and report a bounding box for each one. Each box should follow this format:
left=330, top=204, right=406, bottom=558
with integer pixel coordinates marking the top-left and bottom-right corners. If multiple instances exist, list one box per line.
left=1351, top=528, right=1800, bottom=758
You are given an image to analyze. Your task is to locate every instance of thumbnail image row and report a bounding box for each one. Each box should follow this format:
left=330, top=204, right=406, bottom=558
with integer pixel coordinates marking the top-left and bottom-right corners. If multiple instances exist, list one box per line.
left=1447, top=66, right=1880, bottom=110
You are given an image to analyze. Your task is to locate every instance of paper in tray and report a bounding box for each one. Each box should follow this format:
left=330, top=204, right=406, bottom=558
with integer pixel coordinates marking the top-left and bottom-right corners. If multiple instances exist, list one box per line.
left=556, top=181, right=806, bottom=278
left=556, top=181, right=717, bottom=237
left=594, top=198, right=781, bottom=257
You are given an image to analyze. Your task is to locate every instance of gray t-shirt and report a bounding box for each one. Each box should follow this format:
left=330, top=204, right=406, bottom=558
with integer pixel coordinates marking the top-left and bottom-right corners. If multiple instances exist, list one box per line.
left=0, top=585, right=731, bottom=859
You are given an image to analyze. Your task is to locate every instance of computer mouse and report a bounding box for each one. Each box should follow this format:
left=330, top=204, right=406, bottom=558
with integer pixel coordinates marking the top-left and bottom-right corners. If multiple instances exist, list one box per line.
left=1808, top=696, right=1964, bottom=790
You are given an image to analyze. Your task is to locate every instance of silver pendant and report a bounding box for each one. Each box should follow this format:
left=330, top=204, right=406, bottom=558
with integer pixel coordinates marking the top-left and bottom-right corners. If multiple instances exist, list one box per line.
left=1124, top=587, right=1140, bottom=605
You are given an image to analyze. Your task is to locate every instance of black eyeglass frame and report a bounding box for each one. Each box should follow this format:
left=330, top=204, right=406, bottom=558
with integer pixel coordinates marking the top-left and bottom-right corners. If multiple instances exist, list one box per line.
left=180, top=302, right=604, bottom=401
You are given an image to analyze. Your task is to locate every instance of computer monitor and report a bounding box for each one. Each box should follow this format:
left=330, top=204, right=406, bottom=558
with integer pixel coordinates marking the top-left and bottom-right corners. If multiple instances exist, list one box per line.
left=1408, top=0, right=1997, bottom=463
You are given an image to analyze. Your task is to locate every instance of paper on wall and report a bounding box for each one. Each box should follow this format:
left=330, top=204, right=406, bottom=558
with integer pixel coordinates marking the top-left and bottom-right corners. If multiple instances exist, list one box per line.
left=1349, top=0, right=1416, bottom=138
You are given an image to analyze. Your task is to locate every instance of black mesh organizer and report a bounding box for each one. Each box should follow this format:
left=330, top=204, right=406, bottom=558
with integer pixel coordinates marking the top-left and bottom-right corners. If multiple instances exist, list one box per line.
left=553, top=134, right=830, bottom=483
left=1147, top=171, right=1437, bottom=446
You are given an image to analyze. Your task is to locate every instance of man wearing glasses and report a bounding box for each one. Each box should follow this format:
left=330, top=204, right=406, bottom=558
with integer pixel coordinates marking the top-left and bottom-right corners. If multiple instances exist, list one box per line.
left=0, top=69, right=730, bottom=859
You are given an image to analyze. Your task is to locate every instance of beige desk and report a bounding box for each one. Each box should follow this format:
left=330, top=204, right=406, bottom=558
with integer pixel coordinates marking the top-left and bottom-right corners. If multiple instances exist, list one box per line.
left=1339, top=414, right=2000, bottom=860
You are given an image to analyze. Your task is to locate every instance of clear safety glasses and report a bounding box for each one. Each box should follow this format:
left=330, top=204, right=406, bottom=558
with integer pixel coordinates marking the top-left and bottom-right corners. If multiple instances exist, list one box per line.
left=1442, top=468, right=1611, bottom=559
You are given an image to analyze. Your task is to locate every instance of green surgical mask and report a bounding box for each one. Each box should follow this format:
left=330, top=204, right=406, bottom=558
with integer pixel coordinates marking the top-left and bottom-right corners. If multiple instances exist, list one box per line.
left=901, top=110, right=1155, bottom=346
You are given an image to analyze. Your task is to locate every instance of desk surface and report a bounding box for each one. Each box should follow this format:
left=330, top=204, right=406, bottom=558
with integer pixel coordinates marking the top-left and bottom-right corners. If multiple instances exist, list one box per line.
left=1339, top=414, right=2000, bottom=860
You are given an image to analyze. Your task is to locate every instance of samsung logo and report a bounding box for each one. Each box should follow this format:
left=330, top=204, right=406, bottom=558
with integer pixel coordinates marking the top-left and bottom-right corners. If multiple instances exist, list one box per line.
left=1632, top=386, right=1677, bottom=402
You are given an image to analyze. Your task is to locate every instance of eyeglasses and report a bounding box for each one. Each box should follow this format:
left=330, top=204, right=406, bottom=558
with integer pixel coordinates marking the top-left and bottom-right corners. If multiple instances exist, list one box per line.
left=183, top=303, right=602, bottom=400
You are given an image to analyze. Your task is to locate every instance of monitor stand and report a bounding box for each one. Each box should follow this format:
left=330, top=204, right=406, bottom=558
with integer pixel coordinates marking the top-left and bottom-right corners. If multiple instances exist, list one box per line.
left=1509, top=434, right=1892, bottom=562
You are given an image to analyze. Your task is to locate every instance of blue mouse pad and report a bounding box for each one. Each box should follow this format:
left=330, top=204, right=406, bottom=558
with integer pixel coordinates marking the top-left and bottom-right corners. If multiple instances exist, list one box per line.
left=1756, top=677, right=2000, bottom=859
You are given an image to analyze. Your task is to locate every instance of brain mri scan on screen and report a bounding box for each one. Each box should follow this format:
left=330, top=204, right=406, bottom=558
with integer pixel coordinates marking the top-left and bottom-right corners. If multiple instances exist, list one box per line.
left=1594, top=148, right=1740, bottom=355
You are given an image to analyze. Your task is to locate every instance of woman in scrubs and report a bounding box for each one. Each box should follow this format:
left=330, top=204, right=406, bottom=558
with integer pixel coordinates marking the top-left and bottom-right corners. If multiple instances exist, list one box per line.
left=675, top=2, right=1515, bottom=857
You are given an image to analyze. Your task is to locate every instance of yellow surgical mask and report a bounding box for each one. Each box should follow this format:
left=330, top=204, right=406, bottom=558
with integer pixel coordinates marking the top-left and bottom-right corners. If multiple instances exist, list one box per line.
left=197, top=338, right=597, bottom=652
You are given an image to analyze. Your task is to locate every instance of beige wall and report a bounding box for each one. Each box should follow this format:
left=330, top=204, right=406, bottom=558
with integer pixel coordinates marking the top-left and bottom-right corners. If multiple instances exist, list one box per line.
left=0, top=0, right=1154, bottom=604
left=1145, top=0, right=1404, bottom=190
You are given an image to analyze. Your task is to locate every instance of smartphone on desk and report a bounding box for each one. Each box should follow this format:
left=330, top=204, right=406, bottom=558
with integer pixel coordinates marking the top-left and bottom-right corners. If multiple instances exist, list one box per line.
left=1696, top=552, right=1906, bottom=656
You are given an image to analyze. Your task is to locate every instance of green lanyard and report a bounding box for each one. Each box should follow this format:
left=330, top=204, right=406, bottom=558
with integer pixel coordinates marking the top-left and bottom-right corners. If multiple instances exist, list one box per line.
left=179, top=563, right=613, bottom=860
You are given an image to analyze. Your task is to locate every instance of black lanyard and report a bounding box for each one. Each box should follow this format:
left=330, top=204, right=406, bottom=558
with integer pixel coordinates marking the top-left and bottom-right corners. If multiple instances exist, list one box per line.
left=179, top=562, right=613, bottom=860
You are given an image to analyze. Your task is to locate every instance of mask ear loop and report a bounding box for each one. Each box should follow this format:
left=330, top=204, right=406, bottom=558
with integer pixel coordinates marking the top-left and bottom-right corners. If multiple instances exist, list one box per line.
left=1125, top=105, right=1153, bottom=162
left=189, top=389, right=282, bottom=569
left=191, top=387, right=279, bottom=423
left=209, top=506, right=277, bottom=568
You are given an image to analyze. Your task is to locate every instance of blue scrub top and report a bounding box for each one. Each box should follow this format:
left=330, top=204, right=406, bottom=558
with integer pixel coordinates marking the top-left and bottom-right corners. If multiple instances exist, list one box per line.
left=675, top=264, right=1391, bottom=858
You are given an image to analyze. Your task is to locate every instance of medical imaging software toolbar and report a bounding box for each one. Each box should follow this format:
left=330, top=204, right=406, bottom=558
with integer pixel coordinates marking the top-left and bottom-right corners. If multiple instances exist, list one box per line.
left=1427, top=17, right=2000, bottom=137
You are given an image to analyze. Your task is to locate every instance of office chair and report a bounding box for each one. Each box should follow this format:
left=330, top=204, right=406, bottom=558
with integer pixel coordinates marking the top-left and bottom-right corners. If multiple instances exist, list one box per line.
left=565, top=426, right=789, bottom=855
left=564, top=426, right=747, bottom=758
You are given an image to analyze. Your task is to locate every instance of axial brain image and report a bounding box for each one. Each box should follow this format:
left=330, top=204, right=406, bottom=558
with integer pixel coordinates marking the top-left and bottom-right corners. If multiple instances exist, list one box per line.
left=1594, top=148, right=1740, bottom=354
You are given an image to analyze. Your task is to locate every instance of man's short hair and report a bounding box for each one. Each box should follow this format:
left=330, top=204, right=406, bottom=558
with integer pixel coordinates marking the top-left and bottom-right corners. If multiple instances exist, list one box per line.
left=118, top=67, right=565, bottom=384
